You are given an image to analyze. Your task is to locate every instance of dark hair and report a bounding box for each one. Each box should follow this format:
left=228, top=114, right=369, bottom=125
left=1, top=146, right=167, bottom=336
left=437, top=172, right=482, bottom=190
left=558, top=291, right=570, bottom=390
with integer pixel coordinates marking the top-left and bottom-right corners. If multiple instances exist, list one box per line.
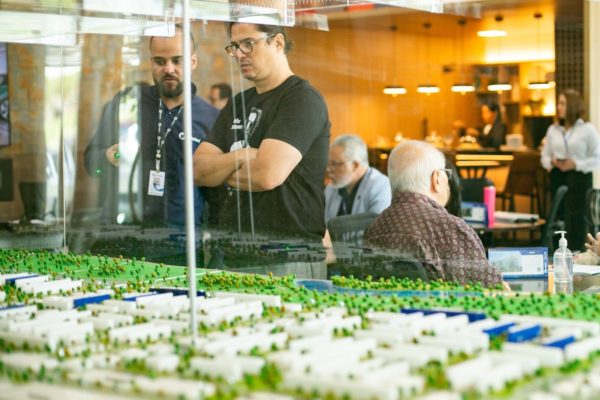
left=149, top=24, right=196, bottom=52
left=211, top=83, right=232, bottom=100
left=445, top=159, right=462, bottom=217
left=482, top=101, right=502, bottom=124
left=483, top=101, right=500, bottom=114
left=228, top=23, right=293, bottom=54
left=559, top=89, right=584, bottom=128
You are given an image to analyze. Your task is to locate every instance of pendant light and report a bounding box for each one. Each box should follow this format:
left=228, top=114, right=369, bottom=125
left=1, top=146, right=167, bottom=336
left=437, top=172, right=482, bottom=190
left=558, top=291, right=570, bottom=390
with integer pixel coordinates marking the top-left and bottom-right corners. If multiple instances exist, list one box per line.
left=417, top=22, right=440, bottom=95
left=383, top=25, right=407, bottom=96
left=527, top=12, right=552, bottom=90
left=486, top=14, right=512, bottom=93
left=451, top=18, right=475, bottom=94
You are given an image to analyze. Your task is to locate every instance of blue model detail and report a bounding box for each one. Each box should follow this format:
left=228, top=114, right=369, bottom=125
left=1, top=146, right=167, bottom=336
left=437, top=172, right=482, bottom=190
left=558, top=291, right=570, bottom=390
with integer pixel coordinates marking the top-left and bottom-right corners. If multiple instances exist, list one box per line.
left=73, top=294, right=112, bottom=308
left=507, top=324, right=542, bottom=343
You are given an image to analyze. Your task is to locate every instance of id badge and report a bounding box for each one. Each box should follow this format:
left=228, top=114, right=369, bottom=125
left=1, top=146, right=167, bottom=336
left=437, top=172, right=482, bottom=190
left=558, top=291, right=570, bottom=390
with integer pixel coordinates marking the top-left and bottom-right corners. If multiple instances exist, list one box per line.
left=230, top=140, right=246, bottom=151
left=148, top=170, right=165, bottom=196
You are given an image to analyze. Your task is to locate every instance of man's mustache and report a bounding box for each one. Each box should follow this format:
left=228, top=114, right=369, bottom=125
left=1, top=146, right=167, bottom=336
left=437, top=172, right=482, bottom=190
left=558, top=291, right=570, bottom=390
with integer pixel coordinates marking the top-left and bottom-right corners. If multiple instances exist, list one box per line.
left=161, top=74, right=178, bottom=80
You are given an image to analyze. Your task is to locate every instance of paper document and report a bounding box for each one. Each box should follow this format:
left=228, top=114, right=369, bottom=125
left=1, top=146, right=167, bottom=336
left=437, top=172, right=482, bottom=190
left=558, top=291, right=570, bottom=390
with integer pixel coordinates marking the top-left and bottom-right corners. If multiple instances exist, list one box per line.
left=494, top=211, right=539, bottom=222
left=573, top=264, right=600, bottom=275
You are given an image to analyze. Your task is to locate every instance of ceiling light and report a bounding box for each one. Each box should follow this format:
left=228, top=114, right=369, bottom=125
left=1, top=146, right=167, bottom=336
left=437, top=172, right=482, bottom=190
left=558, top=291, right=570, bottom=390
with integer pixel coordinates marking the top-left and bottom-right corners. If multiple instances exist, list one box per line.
left=417, top=85, right=441, bottom=94
left=527, top=81, right=553, bottom=90
left=383, top=25, right=407, bottom=97
left=452, top=19, right=475, bottom=95
left=487, top=83, right=512, bottom=92
left=418, top=22, right=441, bottom=95
left=383, top=86, right=407, bottom=96
left=527, top=12, right=552, bottom=90
left=451, top=84, right=475, bottom=94
left=477, top=30, right=507, bottom=38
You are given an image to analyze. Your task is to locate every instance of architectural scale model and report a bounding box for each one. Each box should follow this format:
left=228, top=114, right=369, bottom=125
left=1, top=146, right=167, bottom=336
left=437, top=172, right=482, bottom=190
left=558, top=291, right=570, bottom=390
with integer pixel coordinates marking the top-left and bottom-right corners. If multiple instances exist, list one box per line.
left=0, top=249, right=599, bottom=399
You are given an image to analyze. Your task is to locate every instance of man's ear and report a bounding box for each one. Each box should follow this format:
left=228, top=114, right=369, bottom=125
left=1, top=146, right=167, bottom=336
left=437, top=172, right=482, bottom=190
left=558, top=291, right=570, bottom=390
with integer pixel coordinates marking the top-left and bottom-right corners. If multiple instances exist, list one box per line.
left=431, top=170, right=441, bottom=194
left=190, top=53, right=198, bottom=70
left=273, top=33, right=285, bottom=53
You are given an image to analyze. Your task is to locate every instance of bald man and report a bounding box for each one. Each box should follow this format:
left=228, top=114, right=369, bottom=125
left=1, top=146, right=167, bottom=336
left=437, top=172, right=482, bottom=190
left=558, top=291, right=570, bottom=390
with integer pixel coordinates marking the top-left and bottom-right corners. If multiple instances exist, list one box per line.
left=365, top=140, right=503, bottom=288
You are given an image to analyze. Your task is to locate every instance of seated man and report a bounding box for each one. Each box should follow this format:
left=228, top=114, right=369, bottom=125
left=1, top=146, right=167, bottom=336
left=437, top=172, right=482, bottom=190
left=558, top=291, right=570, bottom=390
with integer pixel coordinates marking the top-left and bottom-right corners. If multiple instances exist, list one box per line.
left=364, top=140, right=502, bottom=287
left=325, top=134, right=391, bottom=223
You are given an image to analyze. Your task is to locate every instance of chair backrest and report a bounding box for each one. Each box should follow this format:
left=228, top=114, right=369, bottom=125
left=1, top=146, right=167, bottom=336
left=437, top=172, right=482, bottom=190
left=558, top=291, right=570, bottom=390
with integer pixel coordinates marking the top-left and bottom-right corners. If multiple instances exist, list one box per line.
left=329, top=252, right=429, bottom=282
left=504, top=152, right=541, bottom=196
left=586, top=188, right=600, bottom=235
left=461, top=177, right=494, bottom=202
left=328, top=212, right=378, bottom=244
left=541, top=185, right=568, bottom=252
left=385, top=256, right=429, bottom=282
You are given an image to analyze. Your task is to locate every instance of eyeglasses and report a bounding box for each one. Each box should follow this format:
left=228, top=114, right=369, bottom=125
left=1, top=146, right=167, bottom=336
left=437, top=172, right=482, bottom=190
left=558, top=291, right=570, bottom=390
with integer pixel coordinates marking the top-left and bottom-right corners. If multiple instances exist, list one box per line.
left=438, top=168, right=453, bottom=179
left=225, top=34, right=276, bottom=57
left=327, top=160, right=351, bottom=169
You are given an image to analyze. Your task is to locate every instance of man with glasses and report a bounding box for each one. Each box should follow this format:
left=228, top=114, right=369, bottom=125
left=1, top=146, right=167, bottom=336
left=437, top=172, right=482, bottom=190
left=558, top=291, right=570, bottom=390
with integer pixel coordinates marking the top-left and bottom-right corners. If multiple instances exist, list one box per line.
left=364, top=140, right=504, bottom=288
left=84, top=26, right=218, bottom=230
left=194, top=23, right=330, bottom=246
left=325, top=134, right=391, bottom=223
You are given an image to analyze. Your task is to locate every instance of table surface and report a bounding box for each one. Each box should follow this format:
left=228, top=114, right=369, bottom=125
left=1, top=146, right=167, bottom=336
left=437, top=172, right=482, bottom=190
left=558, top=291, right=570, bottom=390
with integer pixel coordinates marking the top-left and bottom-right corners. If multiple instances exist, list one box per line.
left=508, top=269, right=600, bottom=293
left=468, top=218, right=545, bottom=233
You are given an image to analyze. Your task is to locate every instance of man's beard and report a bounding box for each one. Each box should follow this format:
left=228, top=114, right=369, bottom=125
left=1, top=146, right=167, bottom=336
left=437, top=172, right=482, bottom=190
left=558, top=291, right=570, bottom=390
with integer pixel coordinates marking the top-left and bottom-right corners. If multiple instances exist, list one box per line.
left=330, top=174, right=353, bottom=189
left=155, top=76, right=183, bottom=99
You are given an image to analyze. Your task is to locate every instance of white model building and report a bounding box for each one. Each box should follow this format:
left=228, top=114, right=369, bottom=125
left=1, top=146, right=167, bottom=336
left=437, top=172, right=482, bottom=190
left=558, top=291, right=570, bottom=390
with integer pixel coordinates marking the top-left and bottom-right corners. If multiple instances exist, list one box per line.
left=1, top=272, right=600, bottom=399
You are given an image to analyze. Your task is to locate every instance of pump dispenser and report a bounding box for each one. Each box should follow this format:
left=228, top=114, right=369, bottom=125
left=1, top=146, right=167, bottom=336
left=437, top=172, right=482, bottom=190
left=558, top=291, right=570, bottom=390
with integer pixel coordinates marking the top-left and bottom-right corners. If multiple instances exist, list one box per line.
left=553, top=231, right=573, bottom=294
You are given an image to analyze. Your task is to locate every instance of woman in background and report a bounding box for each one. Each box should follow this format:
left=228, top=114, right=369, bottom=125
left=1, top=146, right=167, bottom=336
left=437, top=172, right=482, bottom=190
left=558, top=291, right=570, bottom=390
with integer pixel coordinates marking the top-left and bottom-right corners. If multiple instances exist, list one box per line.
left=477, top=101, right=507, bottom=149
left=541, top=89, right=600, bottom=251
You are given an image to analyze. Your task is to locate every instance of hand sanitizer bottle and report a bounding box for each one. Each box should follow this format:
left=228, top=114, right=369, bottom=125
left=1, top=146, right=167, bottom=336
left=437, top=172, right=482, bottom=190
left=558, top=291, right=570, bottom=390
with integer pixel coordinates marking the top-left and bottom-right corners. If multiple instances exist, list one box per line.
left=553, top=231, right=573, bottom=294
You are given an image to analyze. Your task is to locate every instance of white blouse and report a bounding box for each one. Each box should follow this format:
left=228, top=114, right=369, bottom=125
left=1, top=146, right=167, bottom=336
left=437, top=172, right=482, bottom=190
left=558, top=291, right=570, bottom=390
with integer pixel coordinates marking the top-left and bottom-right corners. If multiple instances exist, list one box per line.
left=540, top=119, right=600, bottom=173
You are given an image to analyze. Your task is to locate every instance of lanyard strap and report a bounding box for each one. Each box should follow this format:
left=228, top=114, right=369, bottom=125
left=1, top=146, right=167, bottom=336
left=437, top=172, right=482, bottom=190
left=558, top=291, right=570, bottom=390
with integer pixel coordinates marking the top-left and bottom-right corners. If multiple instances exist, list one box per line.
left=561, top=126, right=571, bottom=156
left=155, top=99, right=182, bottom=171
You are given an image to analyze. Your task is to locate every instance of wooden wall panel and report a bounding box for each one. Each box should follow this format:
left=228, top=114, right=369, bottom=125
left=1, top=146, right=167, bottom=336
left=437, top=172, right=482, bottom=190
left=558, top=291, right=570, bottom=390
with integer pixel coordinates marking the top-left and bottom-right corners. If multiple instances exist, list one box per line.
left=288, top=13, right=483, bottom=146
left=0, top=44, right=46, bottom=221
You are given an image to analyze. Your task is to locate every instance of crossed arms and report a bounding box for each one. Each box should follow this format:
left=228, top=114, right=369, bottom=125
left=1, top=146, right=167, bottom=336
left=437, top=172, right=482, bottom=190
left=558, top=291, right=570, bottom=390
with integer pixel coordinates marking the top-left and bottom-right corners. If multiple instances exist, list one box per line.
left=193, top=138, right=302, bottom=192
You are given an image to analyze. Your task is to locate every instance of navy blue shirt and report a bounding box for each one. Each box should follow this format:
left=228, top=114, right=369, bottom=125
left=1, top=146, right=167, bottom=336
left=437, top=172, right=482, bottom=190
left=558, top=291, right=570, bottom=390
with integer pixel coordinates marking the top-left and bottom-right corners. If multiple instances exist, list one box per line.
left=85, top=84, right=219, bottom=227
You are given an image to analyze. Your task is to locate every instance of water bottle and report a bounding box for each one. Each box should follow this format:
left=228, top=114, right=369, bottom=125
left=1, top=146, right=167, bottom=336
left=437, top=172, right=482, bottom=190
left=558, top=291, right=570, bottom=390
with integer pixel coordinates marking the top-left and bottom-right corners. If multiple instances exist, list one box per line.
left=553, top=231, right=573, bottom=294
left=483, top=186, right=496, bottom=227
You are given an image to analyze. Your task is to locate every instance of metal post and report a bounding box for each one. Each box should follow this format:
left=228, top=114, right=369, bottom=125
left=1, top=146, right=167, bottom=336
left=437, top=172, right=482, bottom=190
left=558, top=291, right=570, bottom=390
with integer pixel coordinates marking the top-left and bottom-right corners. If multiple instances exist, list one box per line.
left=181, top=0, right=197, bottom=337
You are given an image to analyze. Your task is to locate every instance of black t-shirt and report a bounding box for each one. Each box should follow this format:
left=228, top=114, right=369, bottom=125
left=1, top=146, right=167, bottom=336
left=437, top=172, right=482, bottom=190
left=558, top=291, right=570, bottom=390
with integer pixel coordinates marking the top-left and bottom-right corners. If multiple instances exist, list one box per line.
left=205, top=76, right=330, bottom=241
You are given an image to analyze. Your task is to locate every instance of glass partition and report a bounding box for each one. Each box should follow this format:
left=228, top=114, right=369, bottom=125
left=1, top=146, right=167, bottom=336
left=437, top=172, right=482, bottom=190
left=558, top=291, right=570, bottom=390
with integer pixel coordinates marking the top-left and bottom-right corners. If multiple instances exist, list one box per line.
left=0, top=0, right=559, bottom=284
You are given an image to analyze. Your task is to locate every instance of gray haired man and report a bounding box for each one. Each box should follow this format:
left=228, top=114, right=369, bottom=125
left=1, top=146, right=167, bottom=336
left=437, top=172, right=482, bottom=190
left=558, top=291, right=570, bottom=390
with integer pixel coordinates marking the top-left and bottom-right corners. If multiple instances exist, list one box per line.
left=324, top=134, right=391, bottom=223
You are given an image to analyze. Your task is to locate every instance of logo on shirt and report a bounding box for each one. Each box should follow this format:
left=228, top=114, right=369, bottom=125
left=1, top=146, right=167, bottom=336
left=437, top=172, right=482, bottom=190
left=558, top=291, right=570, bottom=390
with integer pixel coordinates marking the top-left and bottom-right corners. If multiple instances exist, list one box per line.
left=231, top=118, right=243, bottom=130
left=178, top=132, right=201, bottom=143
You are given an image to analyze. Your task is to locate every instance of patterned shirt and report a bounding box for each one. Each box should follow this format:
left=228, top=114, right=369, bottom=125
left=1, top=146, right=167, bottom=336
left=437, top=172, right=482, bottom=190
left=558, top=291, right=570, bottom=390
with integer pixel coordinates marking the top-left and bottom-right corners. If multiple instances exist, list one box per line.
left=364, top=191, right=502, bottom=287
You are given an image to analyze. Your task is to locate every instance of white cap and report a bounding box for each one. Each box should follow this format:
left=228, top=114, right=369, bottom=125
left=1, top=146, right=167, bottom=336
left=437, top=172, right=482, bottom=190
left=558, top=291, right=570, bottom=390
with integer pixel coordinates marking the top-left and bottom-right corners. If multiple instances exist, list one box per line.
left=555, top=230, right=568, bottom=249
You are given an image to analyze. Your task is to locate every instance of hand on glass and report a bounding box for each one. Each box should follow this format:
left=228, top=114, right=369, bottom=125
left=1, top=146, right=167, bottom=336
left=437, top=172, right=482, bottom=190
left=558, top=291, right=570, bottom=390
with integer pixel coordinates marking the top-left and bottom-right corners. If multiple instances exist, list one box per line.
left=105, top=143, right=120, bottom=167
left=584, top=232, right=600, bottom=256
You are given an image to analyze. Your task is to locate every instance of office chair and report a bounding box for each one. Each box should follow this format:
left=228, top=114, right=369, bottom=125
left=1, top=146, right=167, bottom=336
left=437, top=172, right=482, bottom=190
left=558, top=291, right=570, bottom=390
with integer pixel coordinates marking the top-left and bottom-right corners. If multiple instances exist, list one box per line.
left=497, top=152, right=543, bottom=214
left=585, top=188, right=600, bottom=236
left=329, top=250, right=429, bottom=282
left=461, top=177, right=494, bottom=202
left=327, top=212, right=378, bottom=262
left=540, top=185, right=568, bottom=253
left=384, top=255, right=429, bottom=282
left=327, top=212, right=378, bottom=244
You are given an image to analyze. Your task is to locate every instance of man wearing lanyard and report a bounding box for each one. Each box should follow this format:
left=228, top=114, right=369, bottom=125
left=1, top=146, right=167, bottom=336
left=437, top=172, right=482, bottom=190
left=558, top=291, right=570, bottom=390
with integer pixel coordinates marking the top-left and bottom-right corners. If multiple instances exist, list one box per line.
left=84, top=26, right=219, bottom=228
